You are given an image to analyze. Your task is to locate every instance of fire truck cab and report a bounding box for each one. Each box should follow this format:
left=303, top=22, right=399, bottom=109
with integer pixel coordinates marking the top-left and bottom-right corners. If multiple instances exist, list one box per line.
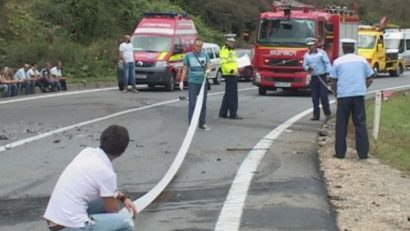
left=118, top=12, right=197, bottom=91
left=253, top=3, right=359, bottom=95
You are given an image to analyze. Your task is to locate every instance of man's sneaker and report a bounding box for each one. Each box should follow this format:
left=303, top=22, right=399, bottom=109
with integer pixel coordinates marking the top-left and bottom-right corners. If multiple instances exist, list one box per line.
left=132, top=88, right=138, bottom=93
left=122, top=89, right=127, bottom=93
left=198, top=124, right=210, bottom=130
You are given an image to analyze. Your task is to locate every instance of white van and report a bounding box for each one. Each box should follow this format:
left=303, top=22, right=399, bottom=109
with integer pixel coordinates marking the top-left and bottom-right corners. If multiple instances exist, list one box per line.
left=202, top=42, right=221, bottom=84
left=403, top=29, right=410, bottom=69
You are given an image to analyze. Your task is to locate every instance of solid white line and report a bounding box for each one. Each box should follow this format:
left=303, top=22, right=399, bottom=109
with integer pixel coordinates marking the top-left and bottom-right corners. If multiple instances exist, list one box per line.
left=0, top=98, right=178, bottom=153
left=0, top=87, right=116, bottom=105
left=214, top=84, right=410, bottom=230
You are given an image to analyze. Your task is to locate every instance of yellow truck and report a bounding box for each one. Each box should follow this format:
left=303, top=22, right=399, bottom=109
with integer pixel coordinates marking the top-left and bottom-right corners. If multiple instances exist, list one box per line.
left=358, top=25, right=403, bottom=77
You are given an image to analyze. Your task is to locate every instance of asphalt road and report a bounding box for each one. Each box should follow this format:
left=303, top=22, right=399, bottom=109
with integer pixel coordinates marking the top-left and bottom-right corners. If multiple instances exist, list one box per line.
left=0, top=73, right=409, bottom=231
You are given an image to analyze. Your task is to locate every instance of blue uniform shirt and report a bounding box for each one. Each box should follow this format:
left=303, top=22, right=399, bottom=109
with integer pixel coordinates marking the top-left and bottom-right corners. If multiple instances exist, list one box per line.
left=183, top=51, right=210, bottom=84
left=303, top=48, right=331, bottom=76
left=329, top=53, right=374, bottom=98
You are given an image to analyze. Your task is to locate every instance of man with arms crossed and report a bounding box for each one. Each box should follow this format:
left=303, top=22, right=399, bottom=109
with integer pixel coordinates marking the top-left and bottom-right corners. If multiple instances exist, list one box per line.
left=329, top=39, right=374, bottom=160
left=44, top=125, right=137, bottom=231
left=119, top=35, right=138, bottom=93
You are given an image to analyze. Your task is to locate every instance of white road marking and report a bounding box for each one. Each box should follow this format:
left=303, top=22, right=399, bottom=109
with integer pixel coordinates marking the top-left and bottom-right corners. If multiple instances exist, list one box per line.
left=214, top=85, right=410, bottom=230
left=0, top=87, right=116, bottom=105
left=0, top=98, right=178, bottom=153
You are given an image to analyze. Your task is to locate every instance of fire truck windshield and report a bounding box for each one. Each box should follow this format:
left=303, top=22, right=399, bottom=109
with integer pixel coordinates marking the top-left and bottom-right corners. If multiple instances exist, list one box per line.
left=132, top=35, right=172, bottom=52
left=358, top=35, right=377, bottom=49
left=257, top=19, right=315, bottom=46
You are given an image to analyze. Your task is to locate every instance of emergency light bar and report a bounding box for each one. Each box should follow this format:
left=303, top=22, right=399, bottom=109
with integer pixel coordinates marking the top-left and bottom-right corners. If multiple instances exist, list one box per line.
left=144, top=12, right=178, bottom=18
left=143, top=12, right=191, bottom=19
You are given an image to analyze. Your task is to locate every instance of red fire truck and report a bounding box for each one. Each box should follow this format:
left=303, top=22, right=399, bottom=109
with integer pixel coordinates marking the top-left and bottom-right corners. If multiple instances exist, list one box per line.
left=252, top=3, right=359, bottom=95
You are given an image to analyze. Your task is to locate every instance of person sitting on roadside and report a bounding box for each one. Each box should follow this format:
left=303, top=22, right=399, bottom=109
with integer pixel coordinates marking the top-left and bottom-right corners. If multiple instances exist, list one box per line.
left=14, top=64, right=35, bottom=95
left=40, top=62, right=59, bottom=91
left=27, top=63, right=41, bottom=93
left=50, top=61, right=67, bottom=91
left=0, top=70, right=9, bottom=97
left=2, top=66, right=18, bottom=96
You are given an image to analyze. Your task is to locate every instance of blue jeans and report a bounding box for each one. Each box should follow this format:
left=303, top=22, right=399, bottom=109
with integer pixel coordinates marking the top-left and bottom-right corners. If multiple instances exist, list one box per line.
left=0, top=84, right=8, bottom=97
left=188, top=82, right=207, bottom=126
left=122, top=62, right=136, bottom=89
left=9, top=83, right=18, bottom=96
left=51, top=199, right=134, bottom=231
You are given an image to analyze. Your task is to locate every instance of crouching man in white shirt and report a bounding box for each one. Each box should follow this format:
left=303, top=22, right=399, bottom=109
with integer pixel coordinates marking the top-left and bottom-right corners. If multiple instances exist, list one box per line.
left=44, top=125, right=137, bottom=231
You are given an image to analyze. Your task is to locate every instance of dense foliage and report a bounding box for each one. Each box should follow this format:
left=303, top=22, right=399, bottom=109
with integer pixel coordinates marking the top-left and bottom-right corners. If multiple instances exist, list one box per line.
left=0, top=0, right=408, bottom=81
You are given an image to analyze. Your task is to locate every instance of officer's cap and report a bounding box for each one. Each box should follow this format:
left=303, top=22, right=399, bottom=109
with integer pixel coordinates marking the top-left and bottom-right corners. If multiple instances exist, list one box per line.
left=305, top=37, right=318, bottom=46
left=341, top=38, right=357, bottom=47
left=224, top=34, right=236, bottom=42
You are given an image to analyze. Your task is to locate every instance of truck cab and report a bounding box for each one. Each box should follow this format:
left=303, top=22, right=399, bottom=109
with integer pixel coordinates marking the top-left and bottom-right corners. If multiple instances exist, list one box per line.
left=358, top=26, right=403, bottom=77
left=252, top=4, right=359, bottom=95
left=117, top=12, right=198, bottom=91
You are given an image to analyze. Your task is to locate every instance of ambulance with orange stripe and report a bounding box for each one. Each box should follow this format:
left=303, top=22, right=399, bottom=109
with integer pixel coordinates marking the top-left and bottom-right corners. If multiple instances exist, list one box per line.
left=120, top=12, right=197, bottom=91
left=253, top=3, right=359, bottom=95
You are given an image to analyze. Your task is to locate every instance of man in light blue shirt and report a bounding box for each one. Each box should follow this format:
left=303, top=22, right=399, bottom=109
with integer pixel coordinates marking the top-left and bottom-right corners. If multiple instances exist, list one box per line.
left=14, top=64, right=35, bottom=95
left=329, top=39, right=374, bottom=159
left=303, top=38, right=332, bottom=121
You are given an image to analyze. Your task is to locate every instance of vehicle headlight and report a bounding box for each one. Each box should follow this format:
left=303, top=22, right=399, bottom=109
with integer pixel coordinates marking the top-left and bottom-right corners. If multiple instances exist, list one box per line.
left=255, top=72, right=261, bottom=83
left=155, top=61, right=168, bottom=67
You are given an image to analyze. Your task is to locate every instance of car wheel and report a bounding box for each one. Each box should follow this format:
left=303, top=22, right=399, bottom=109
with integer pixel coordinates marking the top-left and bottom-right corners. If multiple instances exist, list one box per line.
left=214, top=70, right=221, bottom=85
left=258, top=87, right=267, bottom=95
left=373, top=63, right=379, bottom=77
left=165, top=74, right=175, bottom=91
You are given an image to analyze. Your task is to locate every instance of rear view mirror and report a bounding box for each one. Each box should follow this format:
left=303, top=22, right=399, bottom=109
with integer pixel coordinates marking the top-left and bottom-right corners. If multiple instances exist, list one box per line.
left=174, top=44, right=183, bottom=54
left=280, top=21, right=292, bottom=30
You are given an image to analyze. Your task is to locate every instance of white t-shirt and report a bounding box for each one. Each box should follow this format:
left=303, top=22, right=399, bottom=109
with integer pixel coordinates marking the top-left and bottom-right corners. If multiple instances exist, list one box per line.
left=119, top=42, right=134, bottom=63
left=50, top=67, right=62, bottom=77
left=27, top=68, right=40, bottom=78
left=44, top=147, right=118, bottom=228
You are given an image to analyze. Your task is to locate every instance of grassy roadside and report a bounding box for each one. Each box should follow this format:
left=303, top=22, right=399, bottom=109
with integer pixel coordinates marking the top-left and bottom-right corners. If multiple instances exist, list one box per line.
left=366, top=90, right=410, bottom=172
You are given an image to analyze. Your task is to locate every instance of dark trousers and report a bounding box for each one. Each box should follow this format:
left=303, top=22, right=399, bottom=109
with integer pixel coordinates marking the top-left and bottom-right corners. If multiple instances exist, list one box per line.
left=188, top=82, right=207, bottom=126
left=335, top=96, right=369, bottom=158
left=310, top=75, right=330, bottom=119
left=219, top=75, right=238, bottom=117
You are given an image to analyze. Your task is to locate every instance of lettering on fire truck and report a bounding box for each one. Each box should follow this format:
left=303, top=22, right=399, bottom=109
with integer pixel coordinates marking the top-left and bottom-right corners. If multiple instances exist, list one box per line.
left=270, top=49, right=297, bottom=56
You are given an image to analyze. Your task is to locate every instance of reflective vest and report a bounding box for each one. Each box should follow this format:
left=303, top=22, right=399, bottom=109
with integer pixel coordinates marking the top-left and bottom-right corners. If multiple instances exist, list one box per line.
left=220, top=45, right=239, bottom=75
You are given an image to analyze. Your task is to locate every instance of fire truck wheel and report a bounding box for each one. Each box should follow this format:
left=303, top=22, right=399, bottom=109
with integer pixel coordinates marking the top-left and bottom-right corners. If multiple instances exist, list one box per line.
left=258, top=87, right=267, bottom=95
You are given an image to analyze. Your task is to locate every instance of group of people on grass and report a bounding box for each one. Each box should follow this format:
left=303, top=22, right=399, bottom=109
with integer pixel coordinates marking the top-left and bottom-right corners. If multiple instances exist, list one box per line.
left=0, top=61, right=67, bottom=98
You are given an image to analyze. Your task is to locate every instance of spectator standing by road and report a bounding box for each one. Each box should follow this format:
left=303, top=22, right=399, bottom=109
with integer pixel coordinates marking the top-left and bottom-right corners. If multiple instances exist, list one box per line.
left=119, top=35, right=137, bottom=93
left=329, top=39, right=374, bottom=159
left=218, top=34, right=242, bottom=120
left=303, top=38, right=332, bottom=121
left=44, top=124, right=137, bottom=231
left=180, top=38, right=212, bottom=130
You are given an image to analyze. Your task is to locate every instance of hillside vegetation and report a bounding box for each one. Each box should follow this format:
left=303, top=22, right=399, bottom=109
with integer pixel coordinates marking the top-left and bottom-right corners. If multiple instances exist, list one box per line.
left=0, top=0, right=408, bottom=81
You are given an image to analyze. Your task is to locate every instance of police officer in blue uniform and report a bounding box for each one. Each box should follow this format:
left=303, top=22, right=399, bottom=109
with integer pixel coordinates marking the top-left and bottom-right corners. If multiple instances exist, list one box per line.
left=329, top=39, right=374, bottom=159
left=303, top=38, right=332, bottom=121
